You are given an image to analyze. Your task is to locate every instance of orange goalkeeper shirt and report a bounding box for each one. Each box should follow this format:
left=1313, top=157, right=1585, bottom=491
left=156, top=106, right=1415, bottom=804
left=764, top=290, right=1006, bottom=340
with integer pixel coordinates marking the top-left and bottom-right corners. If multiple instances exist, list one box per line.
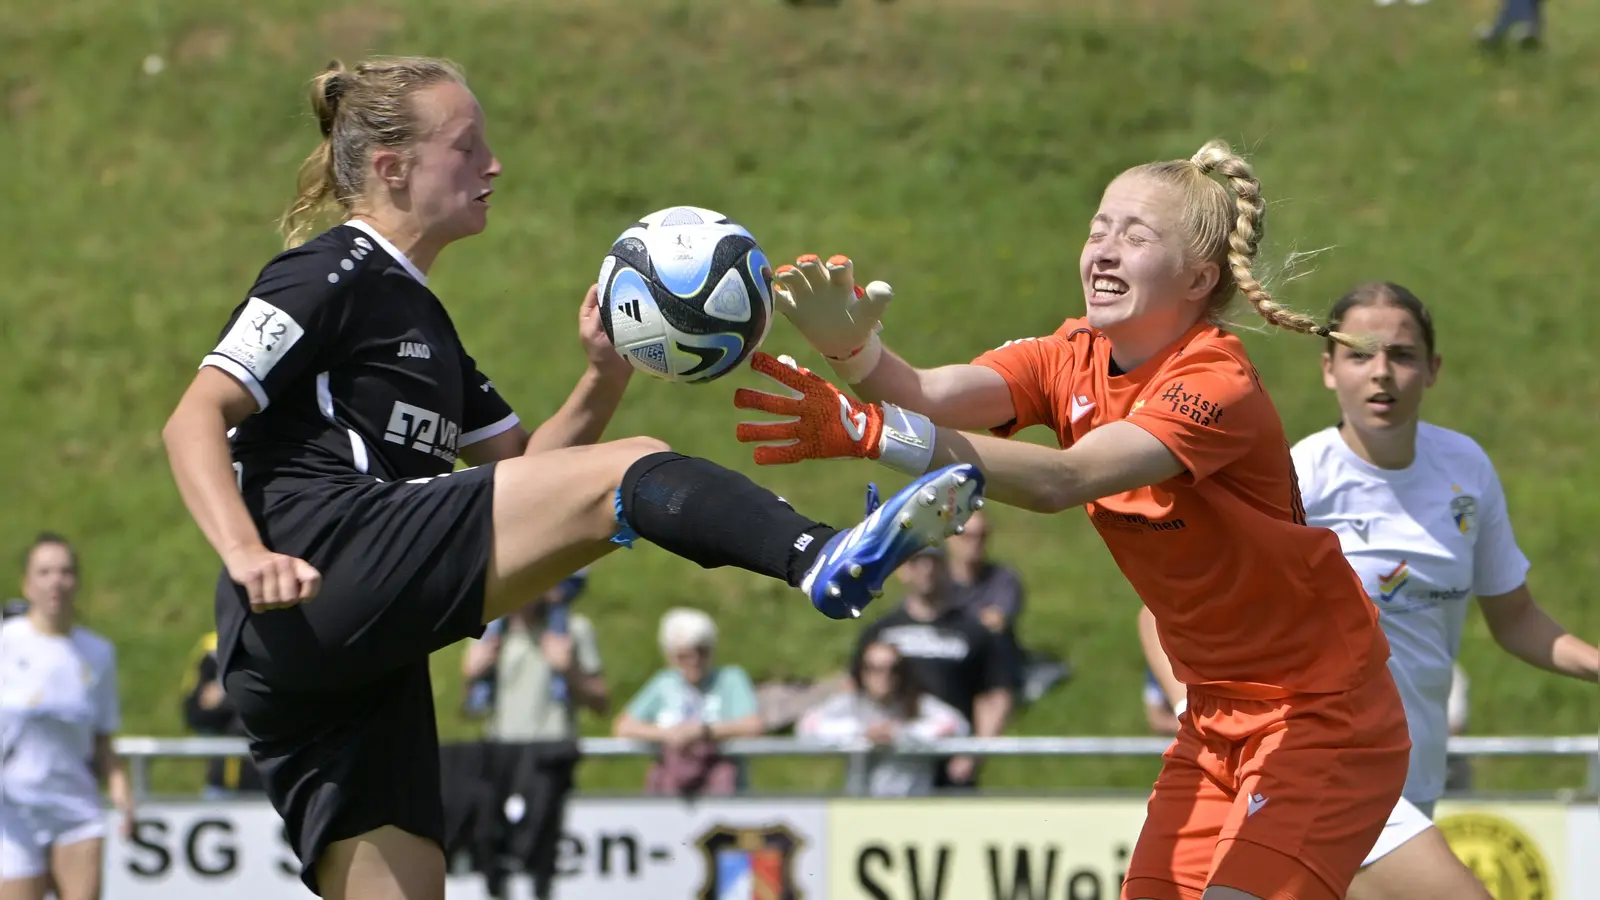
left=973, top=319, right=1388, bottom=698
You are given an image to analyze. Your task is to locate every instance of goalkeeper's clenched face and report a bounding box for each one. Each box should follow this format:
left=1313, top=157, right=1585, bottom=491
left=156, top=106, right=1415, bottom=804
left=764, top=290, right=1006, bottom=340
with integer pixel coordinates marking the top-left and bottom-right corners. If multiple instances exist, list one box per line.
left=1080, top=174, right=1223, bottom=351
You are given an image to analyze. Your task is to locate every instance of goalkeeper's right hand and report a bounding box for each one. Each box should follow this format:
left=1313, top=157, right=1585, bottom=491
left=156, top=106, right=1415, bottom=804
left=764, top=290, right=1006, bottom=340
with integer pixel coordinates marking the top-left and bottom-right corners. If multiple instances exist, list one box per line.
left=772, top=254, right=894, bottom=381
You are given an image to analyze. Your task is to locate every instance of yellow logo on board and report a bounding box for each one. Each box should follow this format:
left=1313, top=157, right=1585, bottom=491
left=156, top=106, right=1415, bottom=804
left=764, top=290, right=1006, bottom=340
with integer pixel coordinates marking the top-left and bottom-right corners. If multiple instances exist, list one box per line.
left=1436, top=812, right=1550, bottom=900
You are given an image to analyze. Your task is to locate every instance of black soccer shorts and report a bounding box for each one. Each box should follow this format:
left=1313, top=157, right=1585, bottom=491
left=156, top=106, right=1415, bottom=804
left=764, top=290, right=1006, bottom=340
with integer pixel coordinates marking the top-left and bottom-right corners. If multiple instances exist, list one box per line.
left=218, top=463, right=498, bottom=895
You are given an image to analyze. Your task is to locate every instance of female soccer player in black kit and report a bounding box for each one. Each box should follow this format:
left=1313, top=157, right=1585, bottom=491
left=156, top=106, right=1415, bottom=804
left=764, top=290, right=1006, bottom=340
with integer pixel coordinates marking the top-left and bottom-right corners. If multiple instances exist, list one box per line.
left=161, top=56, right=983, bottom=900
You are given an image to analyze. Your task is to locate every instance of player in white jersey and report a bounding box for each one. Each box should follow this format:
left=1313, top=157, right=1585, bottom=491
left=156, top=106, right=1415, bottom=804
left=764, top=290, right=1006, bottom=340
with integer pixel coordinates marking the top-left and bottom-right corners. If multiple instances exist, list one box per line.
left=1144, top=281, right=1597, bottom=900
left=0, top=535, right=134, bottom=900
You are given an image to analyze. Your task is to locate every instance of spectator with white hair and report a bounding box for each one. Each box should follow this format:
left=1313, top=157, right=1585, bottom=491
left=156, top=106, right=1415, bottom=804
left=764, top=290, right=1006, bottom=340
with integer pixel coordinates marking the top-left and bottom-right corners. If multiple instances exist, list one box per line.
left=613, top=607, right=764, bottom=795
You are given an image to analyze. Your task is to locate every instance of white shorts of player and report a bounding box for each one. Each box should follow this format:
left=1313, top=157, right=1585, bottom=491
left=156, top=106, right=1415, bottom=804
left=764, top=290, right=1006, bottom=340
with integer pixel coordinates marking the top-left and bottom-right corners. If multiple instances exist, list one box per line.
left=0, top=801, right=107, bottom=879
left=1361, top=795, right=1436, bottom=868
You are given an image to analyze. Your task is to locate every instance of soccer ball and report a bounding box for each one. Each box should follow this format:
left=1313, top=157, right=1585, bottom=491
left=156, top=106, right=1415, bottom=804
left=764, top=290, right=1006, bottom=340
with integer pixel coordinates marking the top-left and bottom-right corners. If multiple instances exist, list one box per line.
left=597, top=206, right=774, bottom=384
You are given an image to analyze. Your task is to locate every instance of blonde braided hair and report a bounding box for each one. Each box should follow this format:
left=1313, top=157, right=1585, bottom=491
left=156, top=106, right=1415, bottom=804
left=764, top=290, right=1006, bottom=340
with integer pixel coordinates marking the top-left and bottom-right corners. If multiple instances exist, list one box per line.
left=1126, top=140, right=1373, bottom=351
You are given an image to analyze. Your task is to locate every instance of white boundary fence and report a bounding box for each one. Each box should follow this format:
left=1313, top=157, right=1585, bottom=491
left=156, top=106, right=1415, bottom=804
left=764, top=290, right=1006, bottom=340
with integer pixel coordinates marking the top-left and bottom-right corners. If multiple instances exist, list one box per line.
left=105, top=735, right=1600, bottom=899
left=116, top=733, right=1600, bottom=798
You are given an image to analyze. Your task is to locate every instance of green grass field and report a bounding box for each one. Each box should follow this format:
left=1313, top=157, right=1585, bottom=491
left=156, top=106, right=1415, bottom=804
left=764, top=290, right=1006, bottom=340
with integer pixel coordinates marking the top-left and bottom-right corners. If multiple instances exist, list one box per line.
left=3, top=0, right=1596, bottom=796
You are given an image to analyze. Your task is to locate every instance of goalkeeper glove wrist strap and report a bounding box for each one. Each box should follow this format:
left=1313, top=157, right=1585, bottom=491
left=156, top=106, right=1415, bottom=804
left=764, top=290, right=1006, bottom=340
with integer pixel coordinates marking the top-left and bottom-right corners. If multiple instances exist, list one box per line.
left=875, top=402, right=937, bottom=476
left=825, top=333, right=884, bottom=384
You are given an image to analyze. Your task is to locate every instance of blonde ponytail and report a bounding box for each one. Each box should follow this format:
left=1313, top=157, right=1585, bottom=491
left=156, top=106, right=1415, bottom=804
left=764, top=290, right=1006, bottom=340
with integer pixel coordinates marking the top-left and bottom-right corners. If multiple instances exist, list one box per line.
left=279, top=62, right=351, bottom=249
left=276, top=57, right=465, bottom=249
left=1193, top=140, right=1372, bottom=351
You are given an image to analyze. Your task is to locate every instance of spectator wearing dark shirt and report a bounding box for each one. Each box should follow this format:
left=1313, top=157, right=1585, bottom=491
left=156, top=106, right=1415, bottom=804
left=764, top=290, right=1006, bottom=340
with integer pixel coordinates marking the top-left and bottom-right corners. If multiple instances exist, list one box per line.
left=945, top=511, right=1067, bottom=704
left=944, top=511, right=1025, bottom=635
left=181, top=632, right=265, bottom=796
left=855, top=546, right=1012, bottom=790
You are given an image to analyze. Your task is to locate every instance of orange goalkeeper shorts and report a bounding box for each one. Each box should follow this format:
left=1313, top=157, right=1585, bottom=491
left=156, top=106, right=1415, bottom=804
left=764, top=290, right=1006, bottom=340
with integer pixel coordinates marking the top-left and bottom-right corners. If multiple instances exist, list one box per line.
left=1122, top=667, right=1411, bottom=900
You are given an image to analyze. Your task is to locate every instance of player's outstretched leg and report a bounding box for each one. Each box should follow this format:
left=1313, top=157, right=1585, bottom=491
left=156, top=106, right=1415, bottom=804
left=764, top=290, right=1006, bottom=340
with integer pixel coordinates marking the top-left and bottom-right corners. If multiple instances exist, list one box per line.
left=483, top=441, right=983, bottom=623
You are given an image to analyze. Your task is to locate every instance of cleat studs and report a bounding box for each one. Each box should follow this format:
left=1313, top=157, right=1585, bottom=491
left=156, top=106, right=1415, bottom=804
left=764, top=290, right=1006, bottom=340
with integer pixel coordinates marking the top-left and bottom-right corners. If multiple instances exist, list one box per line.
left=953, top=524, right=965, bottom=535
left=954, top=472, right=969, bottom=487
left=826, top=583, right=842, bottom=598
left=898, top=512, right=913, bottom=529
left=869, top=589, right=883, bottom=599
left=849, top=607, right=863, bottom=619
left=848, top=563, right=863, bottom=578
left=972, top=497, right=985, bottom=510
left=918, top=490, right=937, bottom=507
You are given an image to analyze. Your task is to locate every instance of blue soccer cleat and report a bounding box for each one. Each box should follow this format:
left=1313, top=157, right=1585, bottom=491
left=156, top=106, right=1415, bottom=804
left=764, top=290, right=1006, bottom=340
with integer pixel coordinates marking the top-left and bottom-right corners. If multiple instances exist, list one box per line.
left=801, top=463, right=987, bottom=620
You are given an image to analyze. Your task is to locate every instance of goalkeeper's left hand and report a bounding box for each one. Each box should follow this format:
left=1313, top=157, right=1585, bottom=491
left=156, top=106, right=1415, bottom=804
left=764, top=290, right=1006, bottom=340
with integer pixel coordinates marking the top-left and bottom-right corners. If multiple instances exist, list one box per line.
left=734, top=352, right=936, bottom=474
left=772, top=255, right=893, bottom=383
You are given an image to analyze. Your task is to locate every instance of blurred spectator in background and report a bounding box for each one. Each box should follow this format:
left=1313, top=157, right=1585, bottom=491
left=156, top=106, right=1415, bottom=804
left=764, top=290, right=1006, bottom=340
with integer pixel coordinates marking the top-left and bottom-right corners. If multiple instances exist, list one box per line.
left=462, top=571, right=608, bottom=735
left=944, top=511, right=1069, bottom=705
left=453, top=570, right=604, bottom=900
left=856, top=547, right=1013, bottom=791
left=0, top=533, right=134, bottom=900
left=1141, top=668, right=1182, bottom=736
left=1479, top=0, right=1544, bottom=49
left=1139, top=607, right=1186, bottom=735
left=613, top=608, right=764, bottom=796
left=945, top=512, right=1024, bottom=638
left=181, top=631, right=265, bottom=797
left=798, top=639, right=968, bottom=796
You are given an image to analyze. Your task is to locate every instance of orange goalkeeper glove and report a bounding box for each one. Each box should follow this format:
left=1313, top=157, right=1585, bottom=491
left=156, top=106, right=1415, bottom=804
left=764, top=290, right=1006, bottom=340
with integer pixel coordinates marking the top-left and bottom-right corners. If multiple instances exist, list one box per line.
left=734, top=352, right=937, bottom=474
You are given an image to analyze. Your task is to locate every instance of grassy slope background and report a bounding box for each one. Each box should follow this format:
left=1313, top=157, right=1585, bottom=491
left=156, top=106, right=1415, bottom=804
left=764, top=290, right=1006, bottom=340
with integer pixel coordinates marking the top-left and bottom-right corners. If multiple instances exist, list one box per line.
left=2, top=0, right=1595, bottom=795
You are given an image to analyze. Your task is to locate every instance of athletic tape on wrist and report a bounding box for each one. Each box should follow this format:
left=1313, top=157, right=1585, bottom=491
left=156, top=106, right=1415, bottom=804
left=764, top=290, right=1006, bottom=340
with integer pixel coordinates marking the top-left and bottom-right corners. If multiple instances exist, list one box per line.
left=1173, top=698, right=1188, bottom=718
left=825, top=333, right=884, bottom=384
left=875, top=402, right=936, bottom=476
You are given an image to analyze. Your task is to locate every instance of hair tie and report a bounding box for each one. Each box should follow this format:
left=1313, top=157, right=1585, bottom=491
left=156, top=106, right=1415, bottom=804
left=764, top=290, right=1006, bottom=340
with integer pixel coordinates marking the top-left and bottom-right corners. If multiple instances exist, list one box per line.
left=319, top=69, right=347, bottom=138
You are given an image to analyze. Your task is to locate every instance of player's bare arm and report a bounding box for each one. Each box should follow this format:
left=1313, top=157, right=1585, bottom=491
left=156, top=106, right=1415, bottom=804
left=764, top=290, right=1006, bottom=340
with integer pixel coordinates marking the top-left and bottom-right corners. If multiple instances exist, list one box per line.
left=1138, top=606, right=1187, bottom=711
left=926, top=420, right=1183, bottom=513
left=163, top=366, right=321, bottom=611
left=515, top=284, right=637, bottom=458
left=1476, top=584, right=1600, bottom=681
left=851, top=349, right=1017, bottom=433
left=734, top=352, right=1180, bottom=513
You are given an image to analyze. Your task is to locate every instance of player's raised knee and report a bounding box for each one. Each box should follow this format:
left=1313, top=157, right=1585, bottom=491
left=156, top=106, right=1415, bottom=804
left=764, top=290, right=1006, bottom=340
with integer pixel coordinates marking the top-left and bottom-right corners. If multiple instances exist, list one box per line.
left=612, top=435, right=672, bottom=459
left=597, top=436, right=674, bottom=488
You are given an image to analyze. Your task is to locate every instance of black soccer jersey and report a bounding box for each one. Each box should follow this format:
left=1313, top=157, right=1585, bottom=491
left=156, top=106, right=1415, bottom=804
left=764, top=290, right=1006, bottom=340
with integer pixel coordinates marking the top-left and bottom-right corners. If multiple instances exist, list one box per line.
left=202, top=222, right=519, bottom=489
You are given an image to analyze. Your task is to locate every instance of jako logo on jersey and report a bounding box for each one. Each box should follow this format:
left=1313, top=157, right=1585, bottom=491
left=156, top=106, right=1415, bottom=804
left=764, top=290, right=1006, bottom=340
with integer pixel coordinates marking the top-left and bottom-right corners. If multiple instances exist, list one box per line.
left=1450, top=493, right=1478, bottom=535
left=397, top=341, right=432, bottom=359
left=383, top=401, right=461, bottom=463
left=1378, top=560, right=1411, bottom=602
left=1158, top=382, right=1224, bottom=427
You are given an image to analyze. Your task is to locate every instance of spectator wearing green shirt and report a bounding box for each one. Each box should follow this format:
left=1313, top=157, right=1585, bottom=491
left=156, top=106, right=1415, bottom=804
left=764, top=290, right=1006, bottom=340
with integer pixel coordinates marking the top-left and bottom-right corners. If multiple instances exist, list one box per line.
left=613, top=608, right=765, bottom=795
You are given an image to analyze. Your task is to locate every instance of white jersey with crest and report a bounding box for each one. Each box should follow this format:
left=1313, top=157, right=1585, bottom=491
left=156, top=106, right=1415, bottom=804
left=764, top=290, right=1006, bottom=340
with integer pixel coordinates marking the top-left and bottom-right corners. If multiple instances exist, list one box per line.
left=0, top=617, right=120, bottom=818
left=1292, top=422, right=1529, bottom=805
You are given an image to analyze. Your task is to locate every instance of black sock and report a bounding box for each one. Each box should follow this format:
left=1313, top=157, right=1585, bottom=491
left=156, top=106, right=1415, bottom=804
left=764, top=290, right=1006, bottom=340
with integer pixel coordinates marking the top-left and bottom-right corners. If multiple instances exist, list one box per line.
left=618, top=452, right=839, bottom=587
